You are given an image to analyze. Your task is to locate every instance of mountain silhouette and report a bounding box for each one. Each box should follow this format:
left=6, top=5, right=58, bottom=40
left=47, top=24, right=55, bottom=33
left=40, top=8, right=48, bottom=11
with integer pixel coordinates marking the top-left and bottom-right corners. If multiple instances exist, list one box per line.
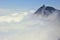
left=34, top=5, right=57, bottom=16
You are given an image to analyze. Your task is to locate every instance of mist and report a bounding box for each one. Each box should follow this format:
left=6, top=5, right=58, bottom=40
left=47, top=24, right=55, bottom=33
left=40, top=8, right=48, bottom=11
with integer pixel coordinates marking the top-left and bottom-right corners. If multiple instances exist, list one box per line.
left=0, top=5, right=60, bottom=40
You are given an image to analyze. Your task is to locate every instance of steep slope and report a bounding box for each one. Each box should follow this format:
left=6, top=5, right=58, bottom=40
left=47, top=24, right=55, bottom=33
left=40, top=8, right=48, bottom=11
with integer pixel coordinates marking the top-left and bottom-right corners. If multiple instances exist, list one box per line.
left=34, top=5, right=56, bottom=16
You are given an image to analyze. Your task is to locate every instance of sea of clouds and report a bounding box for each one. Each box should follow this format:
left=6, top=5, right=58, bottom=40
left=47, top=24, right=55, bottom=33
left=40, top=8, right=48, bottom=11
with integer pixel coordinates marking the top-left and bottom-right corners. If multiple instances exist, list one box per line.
left=0, top=8, right=60, bottom=40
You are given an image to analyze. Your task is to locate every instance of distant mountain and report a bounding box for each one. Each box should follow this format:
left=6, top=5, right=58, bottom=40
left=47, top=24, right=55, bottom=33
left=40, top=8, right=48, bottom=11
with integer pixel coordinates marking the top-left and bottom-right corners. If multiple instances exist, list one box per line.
left=34, top=5, right=60, bottom=16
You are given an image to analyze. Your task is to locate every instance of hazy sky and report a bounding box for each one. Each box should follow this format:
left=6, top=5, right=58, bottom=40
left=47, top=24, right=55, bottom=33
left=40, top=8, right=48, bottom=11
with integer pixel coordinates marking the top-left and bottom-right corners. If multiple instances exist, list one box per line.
left=0, top=0, right=60, bottom=10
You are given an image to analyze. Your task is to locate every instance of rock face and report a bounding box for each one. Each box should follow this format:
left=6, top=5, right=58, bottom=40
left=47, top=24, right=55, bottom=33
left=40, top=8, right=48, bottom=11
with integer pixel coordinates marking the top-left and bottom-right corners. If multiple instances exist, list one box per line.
left=34, top=5, right=60, bottom=16
left=35, top=5, right=45, bottom=14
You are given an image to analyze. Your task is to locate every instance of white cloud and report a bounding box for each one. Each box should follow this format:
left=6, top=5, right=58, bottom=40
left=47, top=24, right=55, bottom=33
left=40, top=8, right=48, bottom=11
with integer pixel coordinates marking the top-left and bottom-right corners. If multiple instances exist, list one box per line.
left=0, top=8, right=60, bottom=40
left=0, top=8, right=35, bottom=23
left=0, top=8, right=37, bottom=40
left=0, top=12, right=27, bottom=23
left=0, top=8, right=11, bottom=15
left=0, top=9, right=25, bottom=23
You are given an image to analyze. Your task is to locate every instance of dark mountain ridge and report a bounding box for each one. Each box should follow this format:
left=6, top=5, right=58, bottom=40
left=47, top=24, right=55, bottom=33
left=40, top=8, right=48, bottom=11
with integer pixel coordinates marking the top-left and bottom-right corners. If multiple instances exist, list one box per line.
left=34, top=5, right=60, bottom=16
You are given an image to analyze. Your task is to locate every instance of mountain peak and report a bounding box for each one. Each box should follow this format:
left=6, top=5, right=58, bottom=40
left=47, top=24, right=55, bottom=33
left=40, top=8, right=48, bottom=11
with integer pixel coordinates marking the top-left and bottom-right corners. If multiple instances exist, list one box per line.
left=34, top=5, right=56, bottom=16
left=35, top=5, right=45, bottom=14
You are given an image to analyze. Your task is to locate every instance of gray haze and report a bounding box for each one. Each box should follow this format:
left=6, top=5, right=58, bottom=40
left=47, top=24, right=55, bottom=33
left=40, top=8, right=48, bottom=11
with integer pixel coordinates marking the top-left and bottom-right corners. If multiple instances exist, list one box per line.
left=0, top=5, right=60, bottom=40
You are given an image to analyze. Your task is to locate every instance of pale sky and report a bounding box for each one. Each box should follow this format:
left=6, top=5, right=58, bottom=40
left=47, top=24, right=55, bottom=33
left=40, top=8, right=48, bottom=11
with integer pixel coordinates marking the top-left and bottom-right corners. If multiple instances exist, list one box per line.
left=0, top=0, right=60, bottom=10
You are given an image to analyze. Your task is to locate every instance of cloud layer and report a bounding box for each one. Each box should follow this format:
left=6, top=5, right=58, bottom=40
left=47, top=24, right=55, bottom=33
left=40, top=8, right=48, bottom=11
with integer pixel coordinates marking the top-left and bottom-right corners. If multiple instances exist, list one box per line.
left=0, top=8, right=60, bottom=40
left=0, top=8, right=35, bottom=23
